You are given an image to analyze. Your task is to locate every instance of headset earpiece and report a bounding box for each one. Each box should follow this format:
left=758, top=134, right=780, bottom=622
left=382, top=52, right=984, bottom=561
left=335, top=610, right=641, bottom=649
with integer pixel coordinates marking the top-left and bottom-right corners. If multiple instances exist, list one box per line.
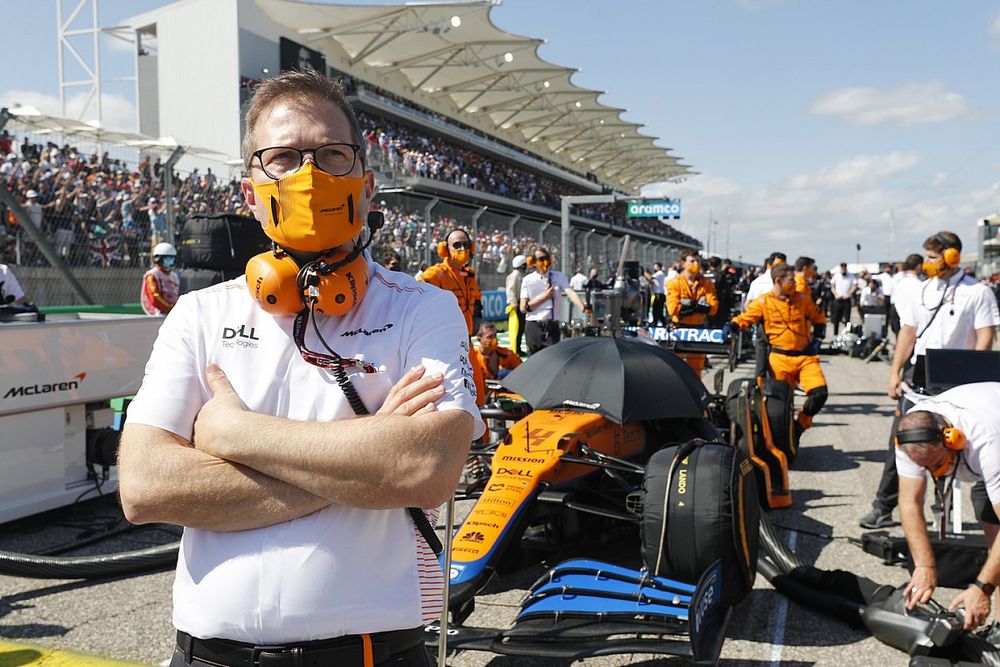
left=367, top=210, right=384, bottom=234
left=942, top=427, right=966, bottom=450
left=246, top=251, right=306, bottom=316
left=437, top=241, right=449, bottom=259
left=943, top=246, right=961, bottom=268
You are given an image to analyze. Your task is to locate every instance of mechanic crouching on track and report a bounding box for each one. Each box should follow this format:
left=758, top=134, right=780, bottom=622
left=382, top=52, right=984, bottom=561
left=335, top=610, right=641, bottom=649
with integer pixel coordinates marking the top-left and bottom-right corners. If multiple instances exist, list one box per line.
left=726, top=262, right=828, bottom=439
left=897, top=383, right=1000, bottom=630
left=118, top=69, right=481, bottom=667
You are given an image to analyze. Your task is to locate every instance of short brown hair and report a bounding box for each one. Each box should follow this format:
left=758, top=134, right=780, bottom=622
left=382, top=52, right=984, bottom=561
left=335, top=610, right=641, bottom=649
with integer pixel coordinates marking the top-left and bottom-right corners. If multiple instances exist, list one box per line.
left=770, top=263, right=793, bottom=281
left=794, top=256, right=815, bottom=272
left=682, top=251, right=701, bottom=263
left=242, top=68, right=364, bottom=169
left=477, top=322, right=497, bottom=337
left=923, top=231, right=962, bottom=254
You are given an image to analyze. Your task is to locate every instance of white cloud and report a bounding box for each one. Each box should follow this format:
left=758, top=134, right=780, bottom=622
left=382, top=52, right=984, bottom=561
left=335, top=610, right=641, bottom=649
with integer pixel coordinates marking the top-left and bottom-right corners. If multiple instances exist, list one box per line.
left=0, top=88, right=136, bottom=131
left=990, top=13, right=1000, bottom=36
left=644, top=154, right=998, bottom=268
left=786, top=151, right=920, bottom=190
left=811, top=81, right=967, bottom=126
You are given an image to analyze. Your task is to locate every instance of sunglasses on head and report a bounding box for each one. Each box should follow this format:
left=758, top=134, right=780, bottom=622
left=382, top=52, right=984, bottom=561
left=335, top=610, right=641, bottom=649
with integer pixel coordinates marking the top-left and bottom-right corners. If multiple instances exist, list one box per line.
left=451, top=241, right=472, bottom=250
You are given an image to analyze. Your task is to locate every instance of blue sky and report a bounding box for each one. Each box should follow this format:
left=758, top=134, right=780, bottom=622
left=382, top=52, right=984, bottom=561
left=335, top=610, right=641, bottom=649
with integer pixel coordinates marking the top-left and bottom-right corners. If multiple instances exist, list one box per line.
left=2, top=0, right=999, bottom=267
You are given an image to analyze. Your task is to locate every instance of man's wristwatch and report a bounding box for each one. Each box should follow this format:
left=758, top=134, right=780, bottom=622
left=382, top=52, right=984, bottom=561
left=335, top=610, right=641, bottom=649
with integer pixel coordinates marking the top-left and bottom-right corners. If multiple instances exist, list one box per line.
left=974, top=579, right=995, bottom=596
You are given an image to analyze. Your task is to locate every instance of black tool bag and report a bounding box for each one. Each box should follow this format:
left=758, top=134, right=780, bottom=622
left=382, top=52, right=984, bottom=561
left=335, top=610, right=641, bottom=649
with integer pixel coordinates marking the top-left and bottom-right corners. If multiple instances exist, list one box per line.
left=761, top=377, right=796, bottom=464
left=641, top=440, right=759, bottom=606
left=178, top=213, right=270, bottom=271
left=862, top=530, right=988, bottom=589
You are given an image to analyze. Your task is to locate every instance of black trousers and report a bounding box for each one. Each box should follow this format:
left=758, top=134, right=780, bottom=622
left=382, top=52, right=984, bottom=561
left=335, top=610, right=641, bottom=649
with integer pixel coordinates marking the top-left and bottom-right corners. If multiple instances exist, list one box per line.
left=830, top=298, right=852, bottom=334
left=169, top=640, right=433, bottom=667
left=526, top=319, right=560, bottom=354
left=872, top=357, right=923, bottom=513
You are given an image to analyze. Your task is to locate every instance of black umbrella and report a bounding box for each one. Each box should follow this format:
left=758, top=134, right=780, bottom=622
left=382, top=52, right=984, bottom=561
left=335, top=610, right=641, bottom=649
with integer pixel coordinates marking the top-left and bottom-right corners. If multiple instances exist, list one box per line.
left=500, top=336, right=710, bottom=424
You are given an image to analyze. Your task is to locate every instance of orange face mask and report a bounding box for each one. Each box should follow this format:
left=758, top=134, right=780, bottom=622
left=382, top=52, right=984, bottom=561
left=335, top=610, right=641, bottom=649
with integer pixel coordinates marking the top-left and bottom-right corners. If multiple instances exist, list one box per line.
left=780, top=280, right=796, bottom=296
left=930, top=451, right=956, bottom=478
left=923, top=257, right=946, bottom=278
left=536, top=259, right=551, bottom=274
left=686, top=261, right=701, bottom=275
left=451, top=249, right=471, bottom=265
left=251, top=162, right=366, bottom=253
left=480, top=337, right=498, bottom=351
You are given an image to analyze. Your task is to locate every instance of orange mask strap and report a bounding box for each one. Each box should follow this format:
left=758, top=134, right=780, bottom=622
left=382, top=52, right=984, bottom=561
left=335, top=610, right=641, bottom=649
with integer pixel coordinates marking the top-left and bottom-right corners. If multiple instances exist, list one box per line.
left=361, top=633, right=374, bottom=667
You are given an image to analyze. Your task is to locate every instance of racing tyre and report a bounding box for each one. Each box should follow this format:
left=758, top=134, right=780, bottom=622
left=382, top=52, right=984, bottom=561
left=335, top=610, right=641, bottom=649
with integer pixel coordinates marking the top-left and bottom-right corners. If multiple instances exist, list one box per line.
left=641, top=440, right=759, bottom=605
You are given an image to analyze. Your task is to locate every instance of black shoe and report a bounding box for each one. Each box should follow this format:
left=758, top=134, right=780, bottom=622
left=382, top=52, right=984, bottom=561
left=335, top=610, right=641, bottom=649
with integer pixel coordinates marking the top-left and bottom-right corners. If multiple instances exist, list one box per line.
left=859, top=508, right=895, bottom=529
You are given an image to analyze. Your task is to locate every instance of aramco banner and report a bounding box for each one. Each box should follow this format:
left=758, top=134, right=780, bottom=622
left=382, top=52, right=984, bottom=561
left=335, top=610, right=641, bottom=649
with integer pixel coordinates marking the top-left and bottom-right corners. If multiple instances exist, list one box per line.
left=627, top=199, right=682, bottom=219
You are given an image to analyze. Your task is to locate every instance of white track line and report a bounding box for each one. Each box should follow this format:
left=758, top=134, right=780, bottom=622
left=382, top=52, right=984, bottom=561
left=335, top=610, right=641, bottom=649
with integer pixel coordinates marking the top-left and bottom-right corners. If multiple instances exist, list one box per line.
left=768, top=530, right=798, bottom=665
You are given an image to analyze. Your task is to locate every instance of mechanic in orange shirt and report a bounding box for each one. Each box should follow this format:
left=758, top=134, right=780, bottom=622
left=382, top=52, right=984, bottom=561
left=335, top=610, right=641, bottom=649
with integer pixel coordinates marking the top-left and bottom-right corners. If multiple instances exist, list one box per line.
left=418, top=228, right=482, bottom=335
left=469, top=322, right=522, bottom=407
left=728, top=262, right=828, bottom=434
left=794, top=255, right=817, bottom=300
left=666, top=251, right=719, bottom=375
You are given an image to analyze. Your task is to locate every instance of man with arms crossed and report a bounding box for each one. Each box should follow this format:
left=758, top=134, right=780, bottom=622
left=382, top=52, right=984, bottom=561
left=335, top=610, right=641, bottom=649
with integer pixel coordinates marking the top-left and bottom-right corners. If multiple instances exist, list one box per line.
left=119, top=70, right=481, bottom=667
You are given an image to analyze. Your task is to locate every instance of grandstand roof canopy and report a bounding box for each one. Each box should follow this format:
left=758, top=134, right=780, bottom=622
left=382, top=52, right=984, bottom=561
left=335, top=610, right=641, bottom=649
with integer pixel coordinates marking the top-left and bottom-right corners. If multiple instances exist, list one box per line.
left=256, top=0, right=691, bottom=191
left=5, top=105, right=237, bottom=162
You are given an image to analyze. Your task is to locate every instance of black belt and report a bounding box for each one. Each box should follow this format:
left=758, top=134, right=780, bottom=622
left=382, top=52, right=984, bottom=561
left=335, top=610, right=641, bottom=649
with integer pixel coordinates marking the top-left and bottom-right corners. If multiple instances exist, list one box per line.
left=176, top=627, right=425, bottom=667
left=770, top=347, right=809, bottom=357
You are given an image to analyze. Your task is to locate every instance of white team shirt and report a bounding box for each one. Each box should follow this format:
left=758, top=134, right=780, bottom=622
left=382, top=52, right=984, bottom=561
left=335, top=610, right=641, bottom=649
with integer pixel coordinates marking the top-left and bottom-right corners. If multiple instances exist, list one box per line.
left=875, top=272, right=894, bottom=298
left=899, top=273, right=1000, bottom=364
left=830, top=270, right=857, bottom=299
left=744, top=271, right=773, bottom=306
left=651, top=270, right=666, bottom=295
left=521, top=269, right=570, bottom=322
left=569, top=271, right=588, bottom=292
left=126, top=259, right=483, bottom=644
left=896, top=383, right=1000, bottom=505
left=0, top=264, right=25, bottom=302
left=892, top=272, right=922, bottom=323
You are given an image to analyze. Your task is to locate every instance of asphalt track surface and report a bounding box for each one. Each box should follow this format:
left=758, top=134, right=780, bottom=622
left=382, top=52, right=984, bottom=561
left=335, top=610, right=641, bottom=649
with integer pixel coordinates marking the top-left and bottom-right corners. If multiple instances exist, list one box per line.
left=0, top=351, right=986, bottom=666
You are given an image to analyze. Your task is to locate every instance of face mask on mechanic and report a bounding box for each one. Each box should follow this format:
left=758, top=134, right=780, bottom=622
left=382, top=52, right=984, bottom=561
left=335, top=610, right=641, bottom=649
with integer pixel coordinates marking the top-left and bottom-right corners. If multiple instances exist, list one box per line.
left=780, top=280, right=796, bottom=296
left=686, top=261, right=701, bottom=275
left=251, top=162, right=366, bottom=253
left=480, top=336, right=498, bottom=351
left=923, top=257, right=947, bottom=278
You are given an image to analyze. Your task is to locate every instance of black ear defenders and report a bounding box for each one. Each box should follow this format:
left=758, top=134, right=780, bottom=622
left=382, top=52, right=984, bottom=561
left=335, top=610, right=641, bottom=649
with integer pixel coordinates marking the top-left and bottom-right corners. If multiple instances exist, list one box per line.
left=894, top=426, right=966, bottom=451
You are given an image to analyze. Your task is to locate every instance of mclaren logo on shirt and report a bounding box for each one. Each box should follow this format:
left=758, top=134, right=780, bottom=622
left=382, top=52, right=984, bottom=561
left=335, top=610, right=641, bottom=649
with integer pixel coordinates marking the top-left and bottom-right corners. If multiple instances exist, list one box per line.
left=222, top=324, right=259, bottom=350
left=341, top=323, right=394, bottom=337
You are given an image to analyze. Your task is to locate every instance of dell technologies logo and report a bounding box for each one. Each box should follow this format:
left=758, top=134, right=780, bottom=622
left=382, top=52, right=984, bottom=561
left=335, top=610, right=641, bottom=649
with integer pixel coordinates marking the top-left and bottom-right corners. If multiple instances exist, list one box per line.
left=222, top=324, right=259, bottom=350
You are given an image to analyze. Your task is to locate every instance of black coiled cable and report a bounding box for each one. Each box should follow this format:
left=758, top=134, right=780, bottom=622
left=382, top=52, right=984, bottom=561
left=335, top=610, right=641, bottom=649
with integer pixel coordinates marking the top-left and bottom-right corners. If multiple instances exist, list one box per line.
left=308, top=301, right=444, bottom=556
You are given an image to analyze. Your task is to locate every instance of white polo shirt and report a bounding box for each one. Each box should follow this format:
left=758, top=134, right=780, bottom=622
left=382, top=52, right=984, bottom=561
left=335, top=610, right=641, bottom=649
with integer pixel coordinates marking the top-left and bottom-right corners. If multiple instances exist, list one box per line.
left=520, top=269, right=570, bottom=322
left=891, top=272, right=922, bottom=323
left=830, top=270, right=857, bottom=299
left=744, top=271, right=772, bottom=306
left=651, top=270, right=666, bottom=296
left=896, top=383, right=1000, bottom=504
left=899, top=273, right=999, bottom=364
left=126, top=259, right=483, bottom=644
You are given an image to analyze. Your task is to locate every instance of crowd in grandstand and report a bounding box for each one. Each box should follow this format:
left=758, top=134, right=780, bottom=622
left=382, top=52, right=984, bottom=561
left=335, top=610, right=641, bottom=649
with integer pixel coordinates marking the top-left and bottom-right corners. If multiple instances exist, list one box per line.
left=1, top=106, right=696, bottom=274
left=357, top=110, right=699, bottom=246
left=0, top=130, right=248, bottom=268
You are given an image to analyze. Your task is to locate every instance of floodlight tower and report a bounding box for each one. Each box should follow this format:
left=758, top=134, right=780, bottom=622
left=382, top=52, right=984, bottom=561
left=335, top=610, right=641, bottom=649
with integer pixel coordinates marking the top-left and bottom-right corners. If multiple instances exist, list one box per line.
left=56, top=0, right=136, bottom=125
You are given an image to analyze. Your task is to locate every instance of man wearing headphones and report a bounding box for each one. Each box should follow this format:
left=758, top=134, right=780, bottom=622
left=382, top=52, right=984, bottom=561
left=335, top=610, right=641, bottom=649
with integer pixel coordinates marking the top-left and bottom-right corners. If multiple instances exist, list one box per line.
left=119, top=69, right=481, bottom=666
left=418, top=228, right=483, bottom=336
left=897, top=383, right=1000, bottom=629
left=861, top=232, right=999, bottom=529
